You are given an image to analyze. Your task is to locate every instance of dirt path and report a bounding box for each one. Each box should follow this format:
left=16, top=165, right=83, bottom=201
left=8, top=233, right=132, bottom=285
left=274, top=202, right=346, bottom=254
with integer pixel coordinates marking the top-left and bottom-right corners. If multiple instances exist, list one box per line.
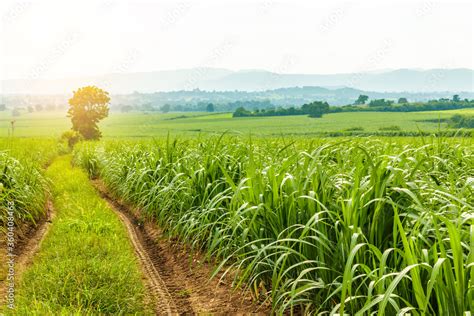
left=95, top=182, right=267, bottom=315
left=0, top=200, right=55, bottom=306
left=108, top=200, right=179, bottom=314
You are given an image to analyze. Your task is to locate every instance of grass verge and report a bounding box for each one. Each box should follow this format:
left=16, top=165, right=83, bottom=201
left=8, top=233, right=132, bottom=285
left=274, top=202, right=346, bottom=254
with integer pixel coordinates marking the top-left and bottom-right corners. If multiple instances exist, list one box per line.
left=4, top=155, right=150, bottom=314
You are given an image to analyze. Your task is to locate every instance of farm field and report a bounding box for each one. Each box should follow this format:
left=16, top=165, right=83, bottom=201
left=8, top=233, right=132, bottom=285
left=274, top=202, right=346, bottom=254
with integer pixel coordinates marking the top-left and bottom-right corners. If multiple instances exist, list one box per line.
left=0, top=140, right=263, bottom=314
left=1, top=132, right=474, bottom=314
left=2, top=0, right=473, bottom=314
left=1, top=99, right=474, bottom=314
left=72, top=135, right=472, bottom=314
left=1, top=106, right=474, bottom=314
left=1, top=108, right=473, bottom=138
left=1, top=109, right=474, bottom=313
left=68, top=137, right=474, bottom=314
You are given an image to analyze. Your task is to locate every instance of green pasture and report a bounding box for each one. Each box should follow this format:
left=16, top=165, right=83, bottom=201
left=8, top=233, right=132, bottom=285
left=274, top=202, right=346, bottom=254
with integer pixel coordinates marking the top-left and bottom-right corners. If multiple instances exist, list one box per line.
left=1, top=108, right=472, bottom=138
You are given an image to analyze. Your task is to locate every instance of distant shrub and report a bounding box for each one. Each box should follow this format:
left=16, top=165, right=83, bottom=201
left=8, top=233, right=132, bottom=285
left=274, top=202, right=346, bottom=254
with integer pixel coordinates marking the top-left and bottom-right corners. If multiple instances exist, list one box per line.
left=344, top=126, right=364, bottom=132
left=232, top=101, right=330, bottom=118
left=368, top=99, right=394, bottom=107
left=448, top=114, right=474, bottom=128
left=415, top=118, right=448, bottom=123
left=379, top=125, right=401, bottom=131
left=121, top=105, right=134, bottom=113
left=61, top=130, right=83, bottom=148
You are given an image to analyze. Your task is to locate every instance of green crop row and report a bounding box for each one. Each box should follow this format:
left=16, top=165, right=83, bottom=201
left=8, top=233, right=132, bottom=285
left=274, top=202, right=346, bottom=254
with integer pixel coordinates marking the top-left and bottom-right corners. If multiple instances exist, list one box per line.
left=0, top=139, right=59, bottom=232
left=74, top=136, right=474, bottom=314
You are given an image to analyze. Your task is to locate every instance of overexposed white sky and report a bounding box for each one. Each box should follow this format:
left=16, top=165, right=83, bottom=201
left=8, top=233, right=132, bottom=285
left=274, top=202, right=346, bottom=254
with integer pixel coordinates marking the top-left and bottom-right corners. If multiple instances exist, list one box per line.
left=0, top=0, right=472, bottom=80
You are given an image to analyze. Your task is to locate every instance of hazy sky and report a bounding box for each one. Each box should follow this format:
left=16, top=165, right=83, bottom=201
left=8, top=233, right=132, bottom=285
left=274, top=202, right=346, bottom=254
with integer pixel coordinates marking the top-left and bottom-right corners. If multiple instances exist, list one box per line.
left=0, top=0, right=472, bottom=80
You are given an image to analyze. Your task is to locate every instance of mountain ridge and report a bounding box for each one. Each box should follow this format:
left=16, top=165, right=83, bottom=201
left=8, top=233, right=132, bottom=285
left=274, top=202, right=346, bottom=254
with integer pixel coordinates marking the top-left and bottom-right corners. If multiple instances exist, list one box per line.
left=1, top=68, right=472, bottom=94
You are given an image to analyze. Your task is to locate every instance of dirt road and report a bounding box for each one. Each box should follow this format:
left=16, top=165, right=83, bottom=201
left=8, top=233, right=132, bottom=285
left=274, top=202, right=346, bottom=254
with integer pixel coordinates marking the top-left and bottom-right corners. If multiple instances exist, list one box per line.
left=96, top=183, right=267, bottom=315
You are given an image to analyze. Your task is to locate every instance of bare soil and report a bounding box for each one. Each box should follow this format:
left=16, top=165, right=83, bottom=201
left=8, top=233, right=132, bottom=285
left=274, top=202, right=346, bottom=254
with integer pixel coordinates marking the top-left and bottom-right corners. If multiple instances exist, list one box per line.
left=94, top=181, right=269, bottom=315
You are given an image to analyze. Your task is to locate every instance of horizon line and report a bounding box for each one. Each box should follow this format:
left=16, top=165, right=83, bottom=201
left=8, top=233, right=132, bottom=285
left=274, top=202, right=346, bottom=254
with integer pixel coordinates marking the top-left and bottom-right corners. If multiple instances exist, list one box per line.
left=1, top=67, right=473, bottom=82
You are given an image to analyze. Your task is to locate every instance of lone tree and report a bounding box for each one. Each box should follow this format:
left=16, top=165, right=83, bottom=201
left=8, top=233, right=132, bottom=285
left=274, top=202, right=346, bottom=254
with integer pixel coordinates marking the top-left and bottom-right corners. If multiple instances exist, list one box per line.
left=206, top=103, right=215, bottom=112
left=355, top=95, right=369, bottom=105
left=301, top=101, right=330, bottom=118
left=160, top=104, right=171, bottom=113
left=68, top=86, right=110, bottom=140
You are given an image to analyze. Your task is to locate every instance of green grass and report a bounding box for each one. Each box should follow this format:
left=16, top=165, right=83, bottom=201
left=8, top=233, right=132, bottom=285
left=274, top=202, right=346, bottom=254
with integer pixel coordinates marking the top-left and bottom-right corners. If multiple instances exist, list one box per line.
left=1, top=108, right=473, bottom=138
left=74, top=135, right=474, bottom=314
left=0, top=138, right=61, bottom=165
left=8, top=156, right=150, bottom=315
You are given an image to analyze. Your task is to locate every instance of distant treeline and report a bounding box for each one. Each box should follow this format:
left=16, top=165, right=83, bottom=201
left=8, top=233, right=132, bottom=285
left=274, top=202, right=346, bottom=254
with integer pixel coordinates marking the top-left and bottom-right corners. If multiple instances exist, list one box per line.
left=287, top=130, right=473, bottom=138
left=232, top=95, right=474, bottom=118
left=331, top=96, right=474, bottom=113
left=119, top=100, right=274, bottom=113
left=1, top=103, right=65, bottom=117
left=112, top=93, right=474, bottom=116
left=106, top=86, right=474, bottom=109
left=233, top=101, right=330, bottom=118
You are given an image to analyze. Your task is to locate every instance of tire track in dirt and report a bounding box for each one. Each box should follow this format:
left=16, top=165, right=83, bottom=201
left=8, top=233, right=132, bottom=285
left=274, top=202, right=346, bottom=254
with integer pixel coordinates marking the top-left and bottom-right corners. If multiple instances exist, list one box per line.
left=0, top=200, right=55, bottom=307
left=108, top=201, right=180, bottom=314
left=94, top=182, right=268, bottom=315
